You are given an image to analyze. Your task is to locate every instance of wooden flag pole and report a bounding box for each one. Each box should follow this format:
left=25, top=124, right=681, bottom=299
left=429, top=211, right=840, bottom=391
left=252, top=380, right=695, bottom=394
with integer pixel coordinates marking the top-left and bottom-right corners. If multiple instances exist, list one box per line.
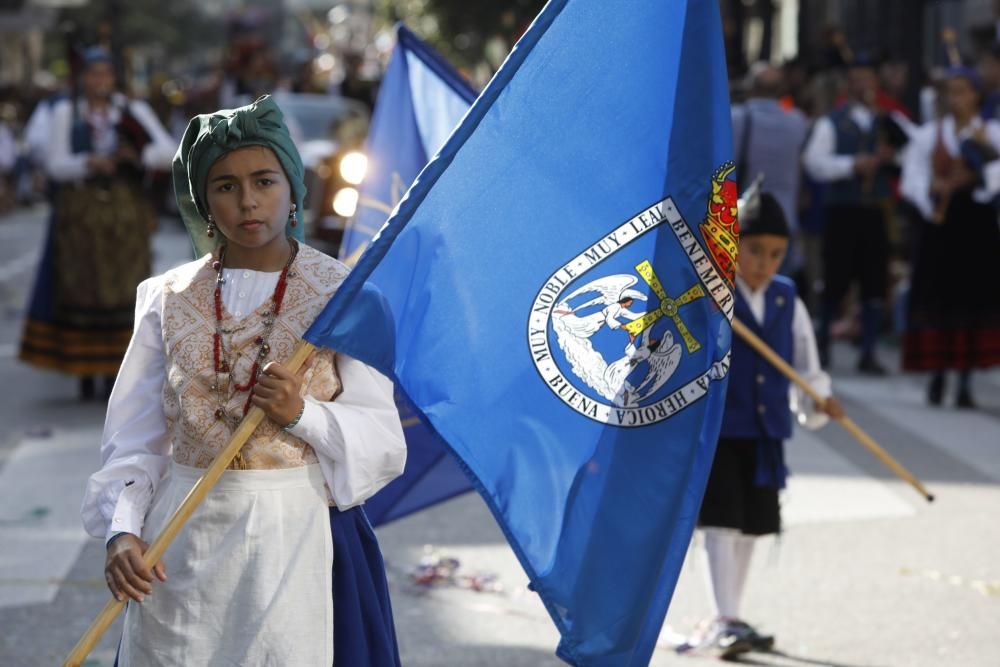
left=731, top=318, right=934, bottom=503
left=63, top=340, right=317, bottom=667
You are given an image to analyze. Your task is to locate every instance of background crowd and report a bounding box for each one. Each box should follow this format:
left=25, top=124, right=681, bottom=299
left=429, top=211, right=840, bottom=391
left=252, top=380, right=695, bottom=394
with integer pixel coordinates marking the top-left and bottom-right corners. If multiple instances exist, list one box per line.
left=1, top=4, right=999, bottom=408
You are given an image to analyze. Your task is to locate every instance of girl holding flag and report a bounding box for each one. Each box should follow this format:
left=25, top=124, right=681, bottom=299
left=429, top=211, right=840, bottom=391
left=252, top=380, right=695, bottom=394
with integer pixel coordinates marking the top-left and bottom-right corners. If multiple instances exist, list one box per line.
left=80, top=95, right=405, bottom=665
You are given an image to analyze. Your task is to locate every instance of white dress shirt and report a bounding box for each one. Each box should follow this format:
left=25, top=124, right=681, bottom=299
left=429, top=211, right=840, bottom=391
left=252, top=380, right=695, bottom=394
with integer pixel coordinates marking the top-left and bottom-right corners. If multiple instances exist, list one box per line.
left=735, top=276, right=831, bottom=430
left=899, top=114, right=1000, bottom=220
left=23, top=99, right=54, bottom=164
left=82, top=268, right=406, bottom=543
left=802, top=104, right=875, bottom=183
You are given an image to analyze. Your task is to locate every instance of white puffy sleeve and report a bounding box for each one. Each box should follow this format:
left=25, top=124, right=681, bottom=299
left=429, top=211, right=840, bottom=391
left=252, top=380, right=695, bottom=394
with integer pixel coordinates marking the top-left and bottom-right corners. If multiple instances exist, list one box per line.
left=788, top=297, right=832, bottom=431
left=899, top=121, right=936, bottom=221
left=24, top=101, right=52, bottom=162
left=80, top=277, right=171, bottom=542
left=128, top=99, right=177, bottom=171
left=46, top=100, right=90, bottom=182
left=288, top=355, right=406, bottom=508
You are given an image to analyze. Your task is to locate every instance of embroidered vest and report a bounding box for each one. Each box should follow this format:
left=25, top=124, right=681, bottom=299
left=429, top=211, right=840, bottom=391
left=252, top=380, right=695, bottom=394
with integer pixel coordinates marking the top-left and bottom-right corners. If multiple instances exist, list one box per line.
left=720, top=276, right=796, bottom=441
left=160, top=244, right=349, bottom=470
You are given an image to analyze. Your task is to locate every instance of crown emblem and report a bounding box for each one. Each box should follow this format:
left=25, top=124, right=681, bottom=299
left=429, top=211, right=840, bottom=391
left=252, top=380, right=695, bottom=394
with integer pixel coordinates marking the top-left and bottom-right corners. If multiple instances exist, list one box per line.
left=699, top=162, right=739, bottom=287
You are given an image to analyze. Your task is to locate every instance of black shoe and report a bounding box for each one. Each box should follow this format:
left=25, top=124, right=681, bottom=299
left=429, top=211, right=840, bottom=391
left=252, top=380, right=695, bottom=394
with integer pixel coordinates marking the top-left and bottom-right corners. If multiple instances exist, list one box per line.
left=676, top=619, right=754, bottom=660
left=729, top=619, right=775, bottom=651
left=675, top=620, right=754, bottom=660
left=79, top=376, right=96, bottom=401
left=956, top=388, right=977, bottom=409
left=857, top=354, right=887, bottom=376
left=928, top=374, right=944, bottom=406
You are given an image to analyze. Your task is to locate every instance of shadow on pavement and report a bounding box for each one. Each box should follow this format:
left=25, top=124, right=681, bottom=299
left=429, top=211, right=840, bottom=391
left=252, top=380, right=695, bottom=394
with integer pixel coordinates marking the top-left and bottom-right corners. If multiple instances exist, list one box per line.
left=399, top=643, right=563, bottom=667
left=734, top=648, right=889, bottom=667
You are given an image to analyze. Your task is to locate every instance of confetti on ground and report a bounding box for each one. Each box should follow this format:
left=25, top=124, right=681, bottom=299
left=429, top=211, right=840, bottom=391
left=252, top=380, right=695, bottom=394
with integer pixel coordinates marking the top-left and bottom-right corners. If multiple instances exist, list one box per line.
left=408, top=546, right=504, bottom=594
left=899, top=566, right=1000, bottom=598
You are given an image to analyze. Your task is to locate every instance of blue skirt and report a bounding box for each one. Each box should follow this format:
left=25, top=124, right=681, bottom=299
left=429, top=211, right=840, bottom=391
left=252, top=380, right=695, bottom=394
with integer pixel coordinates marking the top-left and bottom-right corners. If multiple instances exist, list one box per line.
left=114, top=505, right=400, bottom=666
left=328, top=505, right=402, bottom=667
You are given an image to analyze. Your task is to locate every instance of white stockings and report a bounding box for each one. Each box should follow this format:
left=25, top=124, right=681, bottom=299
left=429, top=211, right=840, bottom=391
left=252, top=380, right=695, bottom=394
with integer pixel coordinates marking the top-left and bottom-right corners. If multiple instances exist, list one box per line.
left=700, top=527, right=755, bottom=621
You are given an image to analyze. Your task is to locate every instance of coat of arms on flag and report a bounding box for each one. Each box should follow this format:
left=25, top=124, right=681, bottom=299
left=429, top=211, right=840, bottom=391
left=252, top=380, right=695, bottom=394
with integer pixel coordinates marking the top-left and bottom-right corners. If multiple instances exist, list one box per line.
left=530, top=167, right=736, bottom=426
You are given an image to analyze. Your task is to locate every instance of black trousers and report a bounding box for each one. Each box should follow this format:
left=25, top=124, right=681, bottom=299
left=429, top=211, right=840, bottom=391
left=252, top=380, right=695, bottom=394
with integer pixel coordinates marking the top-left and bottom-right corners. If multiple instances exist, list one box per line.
left=821, top=204, right=889, bottom=304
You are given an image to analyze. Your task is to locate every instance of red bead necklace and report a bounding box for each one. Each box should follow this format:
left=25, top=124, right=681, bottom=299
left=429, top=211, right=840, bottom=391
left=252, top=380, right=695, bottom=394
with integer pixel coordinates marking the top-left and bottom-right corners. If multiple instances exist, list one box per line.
left=211, top=240, right=298, bottom=420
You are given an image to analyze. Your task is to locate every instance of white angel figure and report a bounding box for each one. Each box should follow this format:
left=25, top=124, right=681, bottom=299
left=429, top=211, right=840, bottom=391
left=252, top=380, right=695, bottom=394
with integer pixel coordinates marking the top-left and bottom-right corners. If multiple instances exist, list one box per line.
left=554, top=275, right=647, bottom=340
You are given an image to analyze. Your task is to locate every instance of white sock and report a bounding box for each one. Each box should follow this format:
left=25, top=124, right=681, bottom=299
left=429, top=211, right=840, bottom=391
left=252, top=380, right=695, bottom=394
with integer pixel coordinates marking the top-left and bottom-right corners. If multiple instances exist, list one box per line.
left=730, top=534, right=755, bottom=618
left=701, top=528, right=755, bottom=621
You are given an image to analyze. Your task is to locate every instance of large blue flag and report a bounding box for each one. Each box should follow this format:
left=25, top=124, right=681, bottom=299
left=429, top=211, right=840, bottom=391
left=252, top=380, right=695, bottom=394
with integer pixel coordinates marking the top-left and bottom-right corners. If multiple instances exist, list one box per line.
left=339, top=24, right=478, bottom=525
left=309, top=1, right=737, bottom=664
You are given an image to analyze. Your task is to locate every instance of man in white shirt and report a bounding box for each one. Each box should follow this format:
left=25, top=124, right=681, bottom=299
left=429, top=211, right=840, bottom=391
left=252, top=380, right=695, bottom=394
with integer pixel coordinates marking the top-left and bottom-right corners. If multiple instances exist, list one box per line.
left=802, top=55, right=898, bottom=375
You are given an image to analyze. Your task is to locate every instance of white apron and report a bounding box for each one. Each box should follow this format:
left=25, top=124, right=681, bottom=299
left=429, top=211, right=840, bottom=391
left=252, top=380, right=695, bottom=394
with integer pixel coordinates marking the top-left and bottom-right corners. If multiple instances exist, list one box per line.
left=120, top=462, right=334, bottom=666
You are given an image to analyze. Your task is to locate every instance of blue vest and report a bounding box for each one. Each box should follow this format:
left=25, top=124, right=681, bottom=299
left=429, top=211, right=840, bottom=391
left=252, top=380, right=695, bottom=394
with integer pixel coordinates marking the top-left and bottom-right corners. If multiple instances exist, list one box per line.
left=721, top=276, right=796, bottom=440
left=69, top=100, right=94, bottom=154
left=824, top=106, right=891, bottom=207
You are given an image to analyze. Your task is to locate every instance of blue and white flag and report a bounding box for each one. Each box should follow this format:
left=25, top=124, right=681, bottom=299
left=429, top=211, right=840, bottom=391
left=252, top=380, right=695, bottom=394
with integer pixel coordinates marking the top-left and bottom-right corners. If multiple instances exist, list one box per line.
left=339, top=24, right=478, bottom=525
left=309, top=1, right=737, bottom=664
left=340, top=23, right=476, bottom=266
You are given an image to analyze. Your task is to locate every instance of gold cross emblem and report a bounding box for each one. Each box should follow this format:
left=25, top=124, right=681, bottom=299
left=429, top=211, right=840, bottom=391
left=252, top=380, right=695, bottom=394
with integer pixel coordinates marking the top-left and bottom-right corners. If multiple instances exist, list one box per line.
left=622, top=260, right=706, bottom=353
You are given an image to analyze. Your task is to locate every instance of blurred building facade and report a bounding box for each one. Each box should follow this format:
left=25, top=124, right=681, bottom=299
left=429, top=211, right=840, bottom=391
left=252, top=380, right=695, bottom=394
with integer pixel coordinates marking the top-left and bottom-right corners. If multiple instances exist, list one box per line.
left=0, top=0, right=65, bottom=89
left=723, top=0, right=1000, bottom=76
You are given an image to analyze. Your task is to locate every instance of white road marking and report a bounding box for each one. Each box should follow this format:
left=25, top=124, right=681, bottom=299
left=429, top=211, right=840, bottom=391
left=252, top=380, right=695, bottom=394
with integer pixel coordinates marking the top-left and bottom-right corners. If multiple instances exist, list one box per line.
left=0, top=251, right=40, bottom=285
left=0, top=427, right=100, bottom=608
left=836, top=375, right=1000, bottom=483
left=0, top=207, right=47, bottom=242
left=783, top=427, right=917, bottom=526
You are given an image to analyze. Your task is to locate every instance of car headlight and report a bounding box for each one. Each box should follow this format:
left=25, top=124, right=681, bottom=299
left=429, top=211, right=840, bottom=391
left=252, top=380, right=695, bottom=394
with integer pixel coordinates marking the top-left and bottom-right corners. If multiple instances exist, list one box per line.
left=332, top=187, right=359, bottom=217
left=339, top=151, right=368, bottom=185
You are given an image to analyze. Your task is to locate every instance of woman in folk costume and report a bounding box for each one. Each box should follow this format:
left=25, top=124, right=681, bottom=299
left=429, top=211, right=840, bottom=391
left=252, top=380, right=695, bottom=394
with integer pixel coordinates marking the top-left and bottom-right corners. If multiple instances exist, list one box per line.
left=677, top=189, right=844, bottom=660
left=899, top=66, right=1000, bottom=408
left=19, top=47, right=176, bottom=399
left=80, top=95, right=406, bottom=665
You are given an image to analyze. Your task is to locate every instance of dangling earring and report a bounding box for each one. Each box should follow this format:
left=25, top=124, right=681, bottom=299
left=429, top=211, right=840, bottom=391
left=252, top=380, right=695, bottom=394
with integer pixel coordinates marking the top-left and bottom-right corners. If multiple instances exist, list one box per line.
left=289, top=203, right=298, bottom=228
left=206, top=213, right=216, bottom=238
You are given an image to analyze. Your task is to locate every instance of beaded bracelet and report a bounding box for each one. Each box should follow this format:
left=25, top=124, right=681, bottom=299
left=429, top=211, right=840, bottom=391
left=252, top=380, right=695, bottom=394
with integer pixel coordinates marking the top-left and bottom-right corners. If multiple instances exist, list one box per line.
left=282, top=402, right=306, bottom=432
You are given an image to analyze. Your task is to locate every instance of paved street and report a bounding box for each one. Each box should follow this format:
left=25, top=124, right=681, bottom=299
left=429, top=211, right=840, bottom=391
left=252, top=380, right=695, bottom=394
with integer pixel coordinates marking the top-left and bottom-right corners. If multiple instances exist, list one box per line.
left=0, top=205, right=997, bottom=667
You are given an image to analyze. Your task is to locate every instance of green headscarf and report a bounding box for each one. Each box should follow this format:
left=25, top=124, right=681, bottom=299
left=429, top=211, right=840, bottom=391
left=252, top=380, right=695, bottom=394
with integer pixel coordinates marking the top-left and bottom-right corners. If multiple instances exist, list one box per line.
left=172, top=95, right=306, bottom=257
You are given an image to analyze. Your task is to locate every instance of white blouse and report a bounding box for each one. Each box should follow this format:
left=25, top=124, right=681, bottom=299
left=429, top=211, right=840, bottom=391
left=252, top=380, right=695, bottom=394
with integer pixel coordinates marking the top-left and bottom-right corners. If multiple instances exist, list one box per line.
left=81, top=268, right=407, bottom=543
left=46, top=93, right=177, bottom=182
left=899, top=115, right=1000, bottom=220
left=735, top=276, right=832, bottom=430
